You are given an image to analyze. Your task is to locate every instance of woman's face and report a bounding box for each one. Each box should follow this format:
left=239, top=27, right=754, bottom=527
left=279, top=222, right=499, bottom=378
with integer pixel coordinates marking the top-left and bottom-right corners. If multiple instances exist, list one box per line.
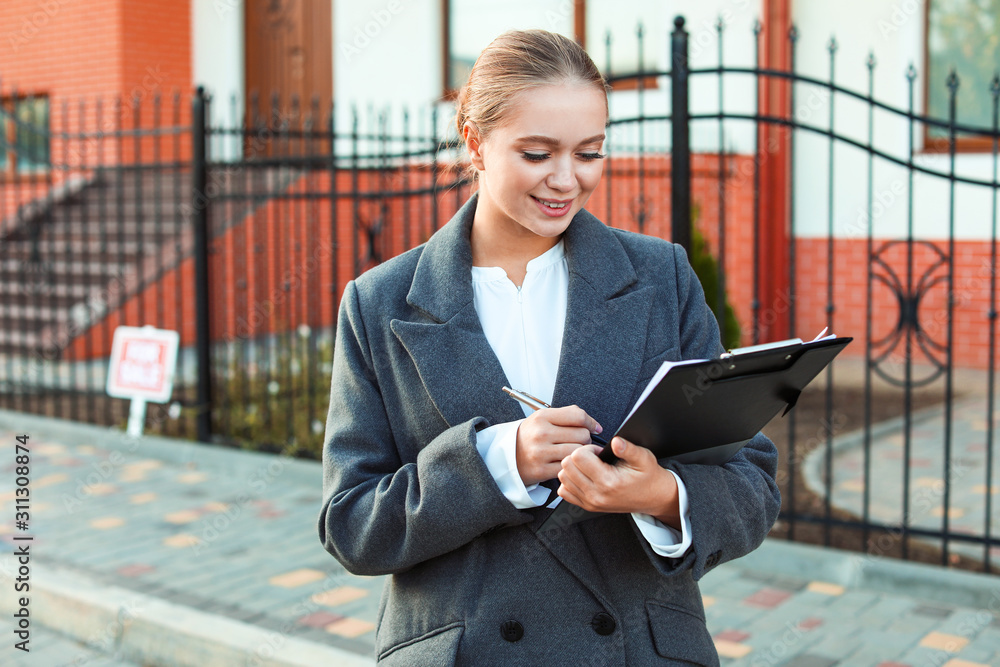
left=466, top=81, right=607, bottom=242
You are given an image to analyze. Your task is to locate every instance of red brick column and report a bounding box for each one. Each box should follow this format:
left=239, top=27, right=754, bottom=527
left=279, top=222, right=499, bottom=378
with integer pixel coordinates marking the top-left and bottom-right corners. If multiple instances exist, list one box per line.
left=757, top=0, right=793, bottom=342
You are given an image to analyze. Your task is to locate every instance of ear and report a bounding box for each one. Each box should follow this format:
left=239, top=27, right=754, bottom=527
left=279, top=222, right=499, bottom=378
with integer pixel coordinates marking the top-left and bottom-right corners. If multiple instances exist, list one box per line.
left=463, top=120, right=486, bottom=171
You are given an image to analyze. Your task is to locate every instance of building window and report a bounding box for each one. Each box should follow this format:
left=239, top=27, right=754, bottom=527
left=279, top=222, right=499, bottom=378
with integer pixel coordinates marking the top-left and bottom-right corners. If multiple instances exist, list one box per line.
left=584, top=0, right=664, bottom=84
left=445, top=0, right=576, bottom=94
left=443, top=0, right=661, bottom=98
left=925, top=0, right=999, bottom=152
left=1, top=96, right=50, bottom=174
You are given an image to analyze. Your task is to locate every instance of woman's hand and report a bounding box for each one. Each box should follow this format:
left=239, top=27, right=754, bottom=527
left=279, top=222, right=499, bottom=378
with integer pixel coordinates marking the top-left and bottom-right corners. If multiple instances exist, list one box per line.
left=557, top=436, right=681, bottom=530
left=515, top=406, right=602, bottom=487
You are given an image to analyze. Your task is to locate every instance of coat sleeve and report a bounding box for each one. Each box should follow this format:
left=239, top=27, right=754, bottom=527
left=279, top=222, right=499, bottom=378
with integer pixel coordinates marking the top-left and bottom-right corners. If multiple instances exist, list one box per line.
left=317, top=281, right=532, bottom=577
left=630, top=244, right=781, bottom=581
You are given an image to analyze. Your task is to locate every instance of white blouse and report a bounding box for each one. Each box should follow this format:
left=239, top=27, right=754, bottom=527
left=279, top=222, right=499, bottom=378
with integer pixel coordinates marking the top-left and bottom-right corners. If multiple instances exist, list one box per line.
left=471, top=240, right=692, bottom=557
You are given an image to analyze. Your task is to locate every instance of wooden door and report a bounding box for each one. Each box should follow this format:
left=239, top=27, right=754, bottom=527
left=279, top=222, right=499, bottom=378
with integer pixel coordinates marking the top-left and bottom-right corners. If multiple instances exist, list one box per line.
left=245, top=0, right=333, bottom=154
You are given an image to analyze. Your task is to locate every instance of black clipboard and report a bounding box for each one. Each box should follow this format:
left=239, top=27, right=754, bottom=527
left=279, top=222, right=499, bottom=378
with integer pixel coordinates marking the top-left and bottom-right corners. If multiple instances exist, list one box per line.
left=537, top=335, right=852, bottom=532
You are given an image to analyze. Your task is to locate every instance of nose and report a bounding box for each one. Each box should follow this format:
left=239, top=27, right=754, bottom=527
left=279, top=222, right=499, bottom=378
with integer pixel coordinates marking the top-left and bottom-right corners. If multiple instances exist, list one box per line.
left=545, top=156, right=576, bottom=192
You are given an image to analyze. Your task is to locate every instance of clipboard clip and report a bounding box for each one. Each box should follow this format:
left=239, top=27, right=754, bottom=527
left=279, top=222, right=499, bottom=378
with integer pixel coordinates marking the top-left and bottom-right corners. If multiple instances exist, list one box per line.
left=779, top=387, right=803, bottom=417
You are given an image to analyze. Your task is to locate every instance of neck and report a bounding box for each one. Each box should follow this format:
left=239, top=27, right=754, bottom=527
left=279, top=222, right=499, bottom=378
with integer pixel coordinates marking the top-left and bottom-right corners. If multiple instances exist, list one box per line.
left=470, top=194, right=561, bottom=285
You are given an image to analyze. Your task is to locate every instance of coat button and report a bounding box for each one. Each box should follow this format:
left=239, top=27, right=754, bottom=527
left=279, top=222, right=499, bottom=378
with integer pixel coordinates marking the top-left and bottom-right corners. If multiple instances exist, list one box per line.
left=500, top=620, right=524, bottom=642
left=591, top=612, right=616, bottom=636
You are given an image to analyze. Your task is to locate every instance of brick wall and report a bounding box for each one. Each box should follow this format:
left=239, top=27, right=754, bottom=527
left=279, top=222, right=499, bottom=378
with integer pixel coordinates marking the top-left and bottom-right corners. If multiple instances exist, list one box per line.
left=0, top=1, right=123, bottom=99
left=794, top=237, right=999, bottom=370
left=59, top=154, right=767, bottom=361
left=119, top=0, right=193, bottom=164
left=0, top=0, right=191, bottom=210
left=46, top=155, right=1000, bottom=371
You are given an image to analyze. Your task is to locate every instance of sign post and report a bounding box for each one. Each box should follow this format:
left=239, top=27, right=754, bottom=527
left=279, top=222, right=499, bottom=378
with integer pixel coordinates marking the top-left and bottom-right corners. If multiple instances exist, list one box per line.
left=106, top=325, right=180, bottom=437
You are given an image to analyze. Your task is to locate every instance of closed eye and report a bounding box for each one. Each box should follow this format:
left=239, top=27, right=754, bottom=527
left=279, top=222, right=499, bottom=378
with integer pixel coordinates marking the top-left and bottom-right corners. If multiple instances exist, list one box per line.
left=522, top=151, right=605, bottom=162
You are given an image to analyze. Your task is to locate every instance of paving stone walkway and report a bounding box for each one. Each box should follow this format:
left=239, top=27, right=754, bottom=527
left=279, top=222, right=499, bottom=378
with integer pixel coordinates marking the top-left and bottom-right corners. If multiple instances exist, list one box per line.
left=1, top=411, right=1000, bottom=666
left=805, top=396, right=1000, bottom=568
left=8, top=622, right=145, bottom=667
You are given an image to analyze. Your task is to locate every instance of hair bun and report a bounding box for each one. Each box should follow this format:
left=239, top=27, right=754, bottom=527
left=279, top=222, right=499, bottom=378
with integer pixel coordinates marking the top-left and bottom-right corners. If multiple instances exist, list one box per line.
left=454, top=29, right=606, bottom=145
left=454, top=85, right=469, bottom=137
left=451, top=29, right=608, bottom=180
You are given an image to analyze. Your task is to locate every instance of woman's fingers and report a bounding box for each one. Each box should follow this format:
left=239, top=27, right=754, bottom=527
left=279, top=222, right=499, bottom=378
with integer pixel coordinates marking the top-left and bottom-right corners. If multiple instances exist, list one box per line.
left=515, top=406, right=602, bottom=487
left=556, top=439, right=674, bottom=515
left=516, top=438, right=591, bottom=487
left=556, top=456, right=599, bottom=507
left=519, top=411, right=596, bottom=448
left=557, top=445, right=604, bottom=487
left=544, top=405, right=602, bottom=435
left=521, top=406, right=600, bottom=445
left=522, top=443, right=584, bottom=477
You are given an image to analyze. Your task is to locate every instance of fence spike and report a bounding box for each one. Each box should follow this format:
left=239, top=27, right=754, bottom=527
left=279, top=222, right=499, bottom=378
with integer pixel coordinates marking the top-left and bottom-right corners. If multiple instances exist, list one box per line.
left=946, top=68, right=960, bottom=93
left=604, top=30, right=612, bottom=80
left=270, top=90, right=281, bottom=128
left=291, top=94, right=301, bottom=131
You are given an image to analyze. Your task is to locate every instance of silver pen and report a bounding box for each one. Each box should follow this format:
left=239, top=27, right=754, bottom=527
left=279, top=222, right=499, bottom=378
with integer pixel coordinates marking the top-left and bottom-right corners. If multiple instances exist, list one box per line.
left=501, top=386, right=550, bottom=411
left=502, top=386, right=612, bottom=451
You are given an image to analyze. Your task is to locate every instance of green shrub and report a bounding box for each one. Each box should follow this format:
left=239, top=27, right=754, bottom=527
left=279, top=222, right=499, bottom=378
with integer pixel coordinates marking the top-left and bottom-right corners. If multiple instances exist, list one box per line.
left=687, top=208, right=742, bottom=350
left=215, top=333, right=334, bottom=460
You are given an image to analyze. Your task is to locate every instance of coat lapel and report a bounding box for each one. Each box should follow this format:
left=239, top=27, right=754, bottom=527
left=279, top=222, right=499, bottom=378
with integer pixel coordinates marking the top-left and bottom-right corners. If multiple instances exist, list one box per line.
left=551, top=208, right=654, bottom=433
left=392, top=195, right=657, bottom=606
left=390, top=193, right=524, bottom=429
left=527, top=209, right=655, bottom=599
left=391, top=197, right=654, bottom=434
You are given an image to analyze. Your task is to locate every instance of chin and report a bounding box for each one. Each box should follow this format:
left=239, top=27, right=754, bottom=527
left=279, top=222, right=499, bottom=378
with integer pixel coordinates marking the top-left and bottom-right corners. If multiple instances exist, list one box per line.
left=535, top=219, right=576, bottom=238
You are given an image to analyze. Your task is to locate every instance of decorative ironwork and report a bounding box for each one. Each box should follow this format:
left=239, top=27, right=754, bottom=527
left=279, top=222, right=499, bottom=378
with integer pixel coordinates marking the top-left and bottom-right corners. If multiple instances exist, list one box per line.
left=1, top=13, right=998, bottom=571
left=869, top=240, right=950, bottom=387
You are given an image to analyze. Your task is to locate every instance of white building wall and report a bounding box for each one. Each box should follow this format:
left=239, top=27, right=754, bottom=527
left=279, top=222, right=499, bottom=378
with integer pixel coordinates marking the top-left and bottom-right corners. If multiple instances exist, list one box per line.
left=791, top=0, right=995, bottom=240
left=190, top=1, right=996, bottom=241
left=678, top=0, right=763, bottom=155
left=597, top=0, right=763, bottom=156
left=334, top=0, right=443, bottom=137
left=192, top=0, right=245, bottom=160
left=333, top=1, right=764, bottom=153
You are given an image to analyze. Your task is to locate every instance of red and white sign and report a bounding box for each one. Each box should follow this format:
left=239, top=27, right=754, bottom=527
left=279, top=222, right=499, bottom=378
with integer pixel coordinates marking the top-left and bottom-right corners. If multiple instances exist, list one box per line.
left=106, top=326, right=179, bottom=403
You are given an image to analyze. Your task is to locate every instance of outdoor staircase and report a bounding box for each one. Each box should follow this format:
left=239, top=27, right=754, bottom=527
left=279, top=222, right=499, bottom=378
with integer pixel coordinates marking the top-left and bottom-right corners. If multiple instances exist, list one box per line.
left=0, top=169, right=193, bottom=358
left=0, top=166, right=301, bottom=362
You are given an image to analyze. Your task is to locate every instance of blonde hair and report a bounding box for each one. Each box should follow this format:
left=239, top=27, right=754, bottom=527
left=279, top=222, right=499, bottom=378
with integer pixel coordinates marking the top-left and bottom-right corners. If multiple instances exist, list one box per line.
left=454, top=29, right=609, bottom=166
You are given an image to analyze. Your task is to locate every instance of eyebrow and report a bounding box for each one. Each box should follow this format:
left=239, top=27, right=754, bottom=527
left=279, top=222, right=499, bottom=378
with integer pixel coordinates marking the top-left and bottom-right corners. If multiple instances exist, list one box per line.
left=515, top=134, right=606, bottom=147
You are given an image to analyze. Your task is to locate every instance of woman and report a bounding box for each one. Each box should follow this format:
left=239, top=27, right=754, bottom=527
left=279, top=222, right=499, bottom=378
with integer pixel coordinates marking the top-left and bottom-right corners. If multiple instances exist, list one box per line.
left=319, top=29, right=780, bottom=666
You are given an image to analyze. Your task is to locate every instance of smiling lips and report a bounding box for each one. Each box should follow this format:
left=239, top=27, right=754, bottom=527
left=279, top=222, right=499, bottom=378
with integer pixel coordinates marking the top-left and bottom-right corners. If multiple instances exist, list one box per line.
left=532, top=195, right=574, bottom=217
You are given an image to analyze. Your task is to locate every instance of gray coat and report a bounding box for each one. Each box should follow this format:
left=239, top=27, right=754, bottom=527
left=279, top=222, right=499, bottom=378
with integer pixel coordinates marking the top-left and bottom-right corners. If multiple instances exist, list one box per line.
left=319, top=193, right=780, bottom=666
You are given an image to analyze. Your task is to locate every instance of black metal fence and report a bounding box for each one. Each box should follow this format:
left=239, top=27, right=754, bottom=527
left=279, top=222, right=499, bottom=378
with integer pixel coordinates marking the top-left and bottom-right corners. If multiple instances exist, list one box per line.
left=1, top=15, right=998, bottom=571
left=0, top=92, right=197, bottom=428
